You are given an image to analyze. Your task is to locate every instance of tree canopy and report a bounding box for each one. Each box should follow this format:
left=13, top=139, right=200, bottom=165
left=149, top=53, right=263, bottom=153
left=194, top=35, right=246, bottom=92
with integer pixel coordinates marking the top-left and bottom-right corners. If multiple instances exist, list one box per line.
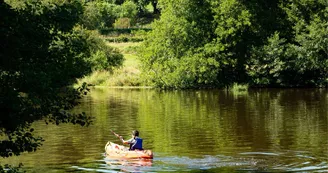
left=0, top=0, right=123, bottom=169
left=139, top=0, right=328, bottom=88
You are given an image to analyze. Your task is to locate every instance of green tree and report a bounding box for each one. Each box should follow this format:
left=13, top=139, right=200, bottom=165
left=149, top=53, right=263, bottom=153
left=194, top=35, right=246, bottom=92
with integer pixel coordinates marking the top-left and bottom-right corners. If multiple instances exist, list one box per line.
left=246, top=33, right=286, bottom=86
left=120, top=0, right=138, bottom=19
left=281, top=0, right=328, bottom=87
left=131, top=0, right=160, bottom=15
left=140, top=0, right=327, bottom=88
left=113, top=0, right=138, bottom=27
left=74, top=26, right=124, bottom=71
left=80, top=1, right=118, bottom=29
left=0, top=0, right=121, bottom=170
left=139, top=0, right=214, bottom=88
left=247, top=0, right=328, bottom=87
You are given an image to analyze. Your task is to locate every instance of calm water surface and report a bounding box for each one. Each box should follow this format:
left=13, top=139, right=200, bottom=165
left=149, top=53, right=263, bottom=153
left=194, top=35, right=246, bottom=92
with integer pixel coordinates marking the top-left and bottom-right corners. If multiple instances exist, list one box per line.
left=2, top=88, right=328, bottom=172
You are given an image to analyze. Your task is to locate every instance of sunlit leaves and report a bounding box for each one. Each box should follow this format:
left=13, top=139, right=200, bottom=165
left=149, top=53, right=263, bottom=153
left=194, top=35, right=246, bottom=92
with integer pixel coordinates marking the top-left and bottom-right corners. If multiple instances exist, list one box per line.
left=211, top=0, right=251, bottom=44
left=141, top=0, right=327, bottom=88
left=80, top=1, right=117, bottom=29
left=0, top=0, right=97, bottom=163
left=139, top=0, right=217, bottom=88
left=247, top=33, right=286, bottom=86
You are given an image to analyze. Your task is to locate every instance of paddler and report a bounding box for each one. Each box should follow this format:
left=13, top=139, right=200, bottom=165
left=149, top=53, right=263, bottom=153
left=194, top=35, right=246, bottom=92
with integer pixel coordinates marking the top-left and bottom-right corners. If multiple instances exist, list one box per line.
left=120, top=130, right=143, bottom=150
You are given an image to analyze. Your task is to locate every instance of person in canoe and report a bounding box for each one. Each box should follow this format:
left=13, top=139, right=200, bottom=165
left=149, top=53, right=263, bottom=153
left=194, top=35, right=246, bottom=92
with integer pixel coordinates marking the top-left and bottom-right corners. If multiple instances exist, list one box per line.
left=120, top=130, right=143, bottom=150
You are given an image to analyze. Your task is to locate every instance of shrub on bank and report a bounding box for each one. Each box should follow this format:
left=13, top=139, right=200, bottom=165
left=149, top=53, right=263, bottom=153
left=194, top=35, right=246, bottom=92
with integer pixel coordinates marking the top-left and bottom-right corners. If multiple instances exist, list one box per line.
left=100, top=28, right=151, bottom=35
left=105, top=36, right=144, bottom=43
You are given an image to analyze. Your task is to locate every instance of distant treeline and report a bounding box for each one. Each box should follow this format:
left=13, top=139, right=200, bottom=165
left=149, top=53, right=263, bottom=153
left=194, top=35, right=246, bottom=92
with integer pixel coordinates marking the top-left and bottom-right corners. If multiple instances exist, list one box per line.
left=139, top=0, right=328, bottom=89
left=80, top=0, right=159, bottom=30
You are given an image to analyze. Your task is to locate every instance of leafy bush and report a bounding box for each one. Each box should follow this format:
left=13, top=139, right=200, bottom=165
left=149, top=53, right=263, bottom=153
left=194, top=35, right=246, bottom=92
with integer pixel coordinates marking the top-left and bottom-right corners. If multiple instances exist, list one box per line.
left=100, top=28, right=151, bottom=35
left=77, top=28, right=124, bottom=71
left=247, top=33, right=286, bottom=86
left=105, top=36, right=143, bottom=43
left=114, top=17, right=131, bottom=28
left=80, top=0, right=139, bottom=30
left=119, top=0, right=138, bottom=22
left=80, top=1, right=118, bottom=30
left=247, top=1, right=328, bottom=87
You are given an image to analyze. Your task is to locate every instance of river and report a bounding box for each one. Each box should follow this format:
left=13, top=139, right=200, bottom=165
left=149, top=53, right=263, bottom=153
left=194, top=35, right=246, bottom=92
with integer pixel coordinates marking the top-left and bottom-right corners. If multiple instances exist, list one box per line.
left=2, top=88, right=328, bottom=172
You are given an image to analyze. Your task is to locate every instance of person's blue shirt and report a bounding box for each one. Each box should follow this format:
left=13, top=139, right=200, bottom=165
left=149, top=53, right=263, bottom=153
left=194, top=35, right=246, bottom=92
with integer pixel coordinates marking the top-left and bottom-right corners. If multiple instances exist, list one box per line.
left=119, top=130, right=143, bottom=150
left=127, top=137, right=143, bottom=150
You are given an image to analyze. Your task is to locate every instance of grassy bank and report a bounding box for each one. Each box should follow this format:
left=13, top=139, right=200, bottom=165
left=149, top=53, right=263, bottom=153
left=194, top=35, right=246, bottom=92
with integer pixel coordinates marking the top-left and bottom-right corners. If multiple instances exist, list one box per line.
left=77, top=42, right=145, bottom=87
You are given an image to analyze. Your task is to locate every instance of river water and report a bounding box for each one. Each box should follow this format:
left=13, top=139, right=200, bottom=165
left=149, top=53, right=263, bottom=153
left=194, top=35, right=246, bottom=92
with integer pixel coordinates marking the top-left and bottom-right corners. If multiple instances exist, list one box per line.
left=2, top=88, right=328, bottom=172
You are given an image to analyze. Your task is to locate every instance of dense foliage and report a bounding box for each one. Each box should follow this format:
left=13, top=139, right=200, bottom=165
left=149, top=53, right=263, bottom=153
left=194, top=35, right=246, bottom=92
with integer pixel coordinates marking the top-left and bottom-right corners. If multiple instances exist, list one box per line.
left=81, top=0, right=118, bottom=29
left=0, top=0, right=123, bottom=170
left=140, top=0, right=328, bottom=88
left=81, top=0, right=157, bottom=30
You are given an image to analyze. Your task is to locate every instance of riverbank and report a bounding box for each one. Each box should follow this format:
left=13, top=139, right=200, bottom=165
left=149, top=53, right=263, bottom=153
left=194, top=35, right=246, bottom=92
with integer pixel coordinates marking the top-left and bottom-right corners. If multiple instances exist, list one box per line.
left=76, top=35, right=327, bottom=90
left=76, top=41, right=145, bottom=87
left=75, top=41, right=251, bottom=90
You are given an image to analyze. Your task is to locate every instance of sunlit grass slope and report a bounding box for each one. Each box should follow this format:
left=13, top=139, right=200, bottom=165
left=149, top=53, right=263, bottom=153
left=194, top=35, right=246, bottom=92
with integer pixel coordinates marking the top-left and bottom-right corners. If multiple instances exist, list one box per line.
left=77, top=42, right=145, bottom=87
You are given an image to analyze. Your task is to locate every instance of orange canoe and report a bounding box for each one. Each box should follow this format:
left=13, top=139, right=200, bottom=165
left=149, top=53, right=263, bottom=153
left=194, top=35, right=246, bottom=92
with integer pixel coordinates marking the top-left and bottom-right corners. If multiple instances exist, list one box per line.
left=105, top=141, right=153, bottom=159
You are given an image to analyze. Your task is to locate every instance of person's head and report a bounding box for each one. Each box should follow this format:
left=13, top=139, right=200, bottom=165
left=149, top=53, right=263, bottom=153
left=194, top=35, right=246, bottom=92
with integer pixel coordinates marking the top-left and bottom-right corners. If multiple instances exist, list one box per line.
left=132, top=130, right=139, bottom=137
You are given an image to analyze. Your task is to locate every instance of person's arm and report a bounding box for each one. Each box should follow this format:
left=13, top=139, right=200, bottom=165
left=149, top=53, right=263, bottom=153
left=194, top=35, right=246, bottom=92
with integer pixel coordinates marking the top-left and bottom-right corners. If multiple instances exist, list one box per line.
left=119, top=136, right=132, bottom=145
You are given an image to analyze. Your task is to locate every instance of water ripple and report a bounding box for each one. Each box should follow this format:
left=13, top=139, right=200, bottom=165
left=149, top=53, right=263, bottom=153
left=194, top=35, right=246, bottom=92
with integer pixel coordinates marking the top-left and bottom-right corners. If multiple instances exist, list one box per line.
left=70, top=152, right=328, bottom=173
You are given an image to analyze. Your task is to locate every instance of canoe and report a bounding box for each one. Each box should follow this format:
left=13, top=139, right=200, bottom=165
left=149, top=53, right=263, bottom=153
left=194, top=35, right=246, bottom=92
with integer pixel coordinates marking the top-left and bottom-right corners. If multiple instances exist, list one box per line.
left=105, top=141, right=153, bottom=159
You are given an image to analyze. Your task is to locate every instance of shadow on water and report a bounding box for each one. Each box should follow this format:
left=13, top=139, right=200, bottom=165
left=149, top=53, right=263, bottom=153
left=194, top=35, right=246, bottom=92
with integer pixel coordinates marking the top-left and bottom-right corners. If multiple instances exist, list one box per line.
left=69, top=151, right=328, bottom=173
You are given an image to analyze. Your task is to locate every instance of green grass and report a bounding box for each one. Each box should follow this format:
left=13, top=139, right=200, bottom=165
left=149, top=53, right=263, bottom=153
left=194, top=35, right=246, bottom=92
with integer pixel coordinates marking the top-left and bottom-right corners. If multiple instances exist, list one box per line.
left=123, top=54, right=139, bottom=67
left=107, top=42, right=141, bottom=54
left=76, top=70, right=111, bottom=86
left=229, top=83, right=249, bottom=91
left=227, top=83, right=249, bottom=97
left=232, top=83, right=248, bottom=91
left=108, top=42, right=141, bottom=69
left=77, top=42, right=144, bottom=87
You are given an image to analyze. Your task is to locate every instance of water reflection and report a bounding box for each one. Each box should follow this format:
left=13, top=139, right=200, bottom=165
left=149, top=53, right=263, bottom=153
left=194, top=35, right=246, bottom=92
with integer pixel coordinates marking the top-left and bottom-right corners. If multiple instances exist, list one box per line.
left=0, top=88, right=327, bottom=172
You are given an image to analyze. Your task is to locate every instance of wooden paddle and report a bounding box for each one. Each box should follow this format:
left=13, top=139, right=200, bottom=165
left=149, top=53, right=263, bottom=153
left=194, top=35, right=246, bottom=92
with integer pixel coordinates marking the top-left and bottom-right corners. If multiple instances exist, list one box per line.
left=111, top=130, right=126, bottom=145
left=110, top=129, right=120, bottom=138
